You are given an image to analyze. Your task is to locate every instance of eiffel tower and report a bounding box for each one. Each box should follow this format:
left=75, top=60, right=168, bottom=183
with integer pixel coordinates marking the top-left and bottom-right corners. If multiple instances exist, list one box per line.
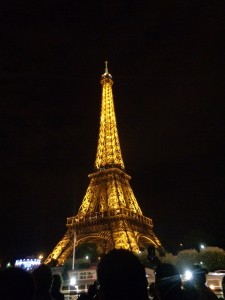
left=45, top=63, right=161, bottom=265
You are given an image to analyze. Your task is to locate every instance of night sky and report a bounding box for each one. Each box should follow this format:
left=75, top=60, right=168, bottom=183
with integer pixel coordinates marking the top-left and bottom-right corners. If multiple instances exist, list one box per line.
left=1, top=0, right=225, bottom=263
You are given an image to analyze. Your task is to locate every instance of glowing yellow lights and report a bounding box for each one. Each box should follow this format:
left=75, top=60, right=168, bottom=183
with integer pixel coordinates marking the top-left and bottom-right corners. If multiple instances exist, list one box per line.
left=44, top=65, right=161, bottom=266
left=95, top=78, right=125, bottom=170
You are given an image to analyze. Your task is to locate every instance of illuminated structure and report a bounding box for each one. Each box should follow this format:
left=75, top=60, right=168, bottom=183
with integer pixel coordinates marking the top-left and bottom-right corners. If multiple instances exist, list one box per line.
left=15, top=259, right=41, bottom=271
left=45, top=63, right=161, bottom=265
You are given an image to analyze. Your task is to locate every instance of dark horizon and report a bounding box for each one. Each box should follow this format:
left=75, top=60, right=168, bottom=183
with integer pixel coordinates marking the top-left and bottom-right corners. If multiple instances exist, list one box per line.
left=1, top=0, right=225, bottom=264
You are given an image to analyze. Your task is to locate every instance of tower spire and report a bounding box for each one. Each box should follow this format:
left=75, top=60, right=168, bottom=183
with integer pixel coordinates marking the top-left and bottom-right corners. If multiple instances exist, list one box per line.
left=105, top=60, right=109, bottom=74
left=95, top=62, right=125, bottom=169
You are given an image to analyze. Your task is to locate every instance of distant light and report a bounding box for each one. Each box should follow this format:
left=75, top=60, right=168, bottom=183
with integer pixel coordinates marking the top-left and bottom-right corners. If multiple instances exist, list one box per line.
left=39, top=255, right=43, bottom=260
left=70, top=277, right=76, bottom=285
left=184, top=270, right=192, bottom=281
left=86, top=256, right=89, bottom=260
left=6, top=262, right=11, bottom=268
left=200, top=244, right=205, bottom=249
left=200, top=261, right=203, bottom=265
left=15, top=259, right=41, bottom=271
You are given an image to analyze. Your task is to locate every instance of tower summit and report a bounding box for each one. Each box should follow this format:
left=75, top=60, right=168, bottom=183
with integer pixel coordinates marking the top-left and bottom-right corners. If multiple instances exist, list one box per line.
left=95, top=61, right=125, bottom=170
left=45, top=64, right=161, bottom=265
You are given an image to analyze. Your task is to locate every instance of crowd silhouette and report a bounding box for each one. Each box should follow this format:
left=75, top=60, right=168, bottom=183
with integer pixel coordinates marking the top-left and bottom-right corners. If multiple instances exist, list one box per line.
left=0, top=248, right=224, bottom=300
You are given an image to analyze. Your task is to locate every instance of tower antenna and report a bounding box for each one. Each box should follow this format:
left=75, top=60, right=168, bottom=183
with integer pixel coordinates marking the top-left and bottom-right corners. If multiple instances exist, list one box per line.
left=105, top=61, right=108, bottom=74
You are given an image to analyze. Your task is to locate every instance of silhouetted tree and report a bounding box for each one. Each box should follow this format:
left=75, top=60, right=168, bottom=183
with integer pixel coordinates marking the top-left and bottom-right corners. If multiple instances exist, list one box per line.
left=198, top=247, right=225, bottom=271
left=176, top=249, right=199, bottom=273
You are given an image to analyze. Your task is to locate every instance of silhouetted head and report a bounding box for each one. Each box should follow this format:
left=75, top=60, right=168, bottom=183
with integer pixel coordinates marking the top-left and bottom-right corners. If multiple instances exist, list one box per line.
left=97, top=249, right=148, bottom=300
left=155, top=263, right=182, bottom=299
left=33, top=264, right=52, bottom=295
left=191, top=265, right=208, bottom=286
left=0, top=267, right=35, bottom=300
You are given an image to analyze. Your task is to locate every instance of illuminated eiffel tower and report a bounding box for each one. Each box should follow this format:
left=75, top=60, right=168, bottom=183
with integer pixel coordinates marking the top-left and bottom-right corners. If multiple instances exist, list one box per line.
left=45, top=63, right=161, bottom=265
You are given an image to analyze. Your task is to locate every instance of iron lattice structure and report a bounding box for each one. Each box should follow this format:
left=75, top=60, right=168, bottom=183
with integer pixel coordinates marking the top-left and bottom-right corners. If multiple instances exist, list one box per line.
left=45, top=64, right=161, bottom=265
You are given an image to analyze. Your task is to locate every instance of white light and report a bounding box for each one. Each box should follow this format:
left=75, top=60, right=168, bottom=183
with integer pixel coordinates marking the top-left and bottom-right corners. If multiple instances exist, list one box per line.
left=86, top=256, right=89, bottom=260
left=200, top=244, right=205, bottom=249
left=184, top=270, right=192, bottom=281
left=15, top=259, right=41, bottom=271
left=70, top=277, right=76, bottom=285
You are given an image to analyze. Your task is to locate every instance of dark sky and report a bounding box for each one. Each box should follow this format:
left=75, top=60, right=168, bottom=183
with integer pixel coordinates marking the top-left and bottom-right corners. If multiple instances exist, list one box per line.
left=1, top=0, right=225, bottom=263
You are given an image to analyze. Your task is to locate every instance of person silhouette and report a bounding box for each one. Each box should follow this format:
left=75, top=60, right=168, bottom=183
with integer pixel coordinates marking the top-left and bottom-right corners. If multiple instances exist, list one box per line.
left=154, top=263, right=191, bottom=300
left=222, top=275, right=225, bottom=299
left=33, top=264, right=54, bottom=300
left=87, top=282, right=98, bottom=300
left=97, top=248, right=149, bottom=300
left=0, top=267, right=35, bottom=300
left=190, top=265, right=218, bottom=300
left=149, top=282, right=160, bottom=300
left=51, top=274, right=64, bottom=300
left=183, top=279, right=199, bottom=300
